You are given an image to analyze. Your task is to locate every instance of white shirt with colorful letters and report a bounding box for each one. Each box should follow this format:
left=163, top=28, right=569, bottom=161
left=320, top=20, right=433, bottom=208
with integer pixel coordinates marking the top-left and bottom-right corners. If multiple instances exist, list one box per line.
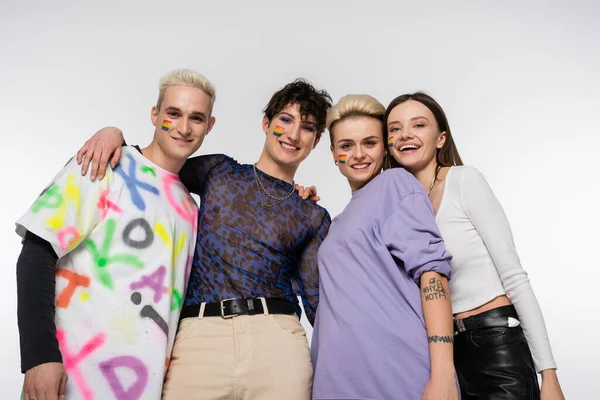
left=16, top=146, right=197, bottom=400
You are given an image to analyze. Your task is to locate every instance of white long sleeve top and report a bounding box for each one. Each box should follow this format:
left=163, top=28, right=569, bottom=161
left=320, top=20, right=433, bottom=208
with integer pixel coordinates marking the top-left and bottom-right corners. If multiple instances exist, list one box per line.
left=437, top=166, right=557, bottom=372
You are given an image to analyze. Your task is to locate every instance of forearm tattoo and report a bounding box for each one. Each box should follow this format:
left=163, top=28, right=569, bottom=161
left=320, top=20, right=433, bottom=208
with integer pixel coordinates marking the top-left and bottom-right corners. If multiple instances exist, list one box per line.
left=422, top=277, right=448, bottom=302
left=428, top=335, right=453, bottom=344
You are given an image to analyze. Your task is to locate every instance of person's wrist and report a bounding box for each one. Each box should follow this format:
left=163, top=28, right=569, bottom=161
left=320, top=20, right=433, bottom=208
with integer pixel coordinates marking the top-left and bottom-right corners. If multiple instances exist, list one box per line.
left=21, top=331, right=63, bottom=373
left=23, top=356, right=63, bottom=374
left=430, top=362, right=456, bottom=380
left=101, top=126, right=124, bottom=140
left=541, top=368, right=559, bottom=383
left=541, top=369, right=557, bottom=378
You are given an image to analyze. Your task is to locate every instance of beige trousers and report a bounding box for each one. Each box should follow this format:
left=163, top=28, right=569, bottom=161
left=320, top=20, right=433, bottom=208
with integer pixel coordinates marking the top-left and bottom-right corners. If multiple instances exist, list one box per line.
left=162, top=302, right=313, bottom=400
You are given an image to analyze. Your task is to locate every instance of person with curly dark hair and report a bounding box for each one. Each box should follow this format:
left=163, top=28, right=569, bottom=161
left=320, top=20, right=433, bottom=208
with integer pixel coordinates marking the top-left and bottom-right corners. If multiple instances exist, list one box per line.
left=73, top=78, right=333, bottom=399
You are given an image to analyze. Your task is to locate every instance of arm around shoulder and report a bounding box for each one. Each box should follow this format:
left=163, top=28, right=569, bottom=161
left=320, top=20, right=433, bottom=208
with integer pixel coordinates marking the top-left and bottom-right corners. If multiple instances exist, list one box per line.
left=77, top=126, right=125, bottom=181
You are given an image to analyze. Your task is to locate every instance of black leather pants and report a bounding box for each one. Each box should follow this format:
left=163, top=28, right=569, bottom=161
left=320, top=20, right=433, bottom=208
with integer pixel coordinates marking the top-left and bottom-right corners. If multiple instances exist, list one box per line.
left=454, top=305, right=540, bottom=399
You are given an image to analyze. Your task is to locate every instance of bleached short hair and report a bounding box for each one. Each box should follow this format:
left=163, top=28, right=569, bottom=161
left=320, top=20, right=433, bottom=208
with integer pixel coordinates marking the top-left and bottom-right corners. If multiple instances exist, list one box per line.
left=326, top=94, right=385, bottom=143
left=156, top=69, right=216, bottom=114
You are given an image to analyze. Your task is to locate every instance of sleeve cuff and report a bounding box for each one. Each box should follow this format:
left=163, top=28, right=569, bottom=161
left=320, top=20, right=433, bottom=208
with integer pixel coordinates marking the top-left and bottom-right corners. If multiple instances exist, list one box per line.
left=412, top=262, right=452, bottom=284
left=20, top=332, right=63, bottom=373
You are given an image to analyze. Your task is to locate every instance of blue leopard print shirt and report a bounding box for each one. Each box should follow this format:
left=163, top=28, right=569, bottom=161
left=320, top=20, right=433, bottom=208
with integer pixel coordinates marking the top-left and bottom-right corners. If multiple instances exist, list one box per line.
left=178, top=154, right=331, bottom=324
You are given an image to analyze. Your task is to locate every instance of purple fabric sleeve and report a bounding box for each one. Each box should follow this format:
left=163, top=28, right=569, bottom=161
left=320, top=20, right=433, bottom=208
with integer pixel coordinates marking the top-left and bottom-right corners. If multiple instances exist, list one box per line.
left=381, top=191, right=452, bottom=283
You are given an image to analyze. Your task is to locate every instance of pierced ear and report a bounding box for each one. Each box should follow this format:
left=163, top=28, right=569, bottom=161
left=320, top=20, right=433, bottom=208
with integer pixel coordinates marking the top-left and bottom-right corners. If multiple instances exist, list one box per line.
left=330, top=144, right=337, bottom=164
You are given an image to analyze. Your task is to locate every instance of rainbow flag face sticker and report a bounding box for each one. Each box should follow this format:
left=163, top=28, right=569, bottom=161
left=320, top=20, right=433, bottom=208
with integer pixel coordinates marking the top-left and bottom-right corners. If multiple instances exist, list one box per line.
left=161, top=120, right=172, bottom=131
left=388, top=136, right=394, bottom=147
left=338, top=154, right=347, bottom=164
left=273, top=125, right=285, bottom=137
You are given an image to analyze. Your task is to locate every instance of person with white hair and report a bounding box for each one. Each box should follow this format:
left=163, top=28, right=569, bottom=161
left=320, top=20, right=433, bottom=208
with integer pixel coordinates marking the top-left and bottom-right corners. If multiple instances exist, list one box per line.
left=16, top=69, right=215, bottom=400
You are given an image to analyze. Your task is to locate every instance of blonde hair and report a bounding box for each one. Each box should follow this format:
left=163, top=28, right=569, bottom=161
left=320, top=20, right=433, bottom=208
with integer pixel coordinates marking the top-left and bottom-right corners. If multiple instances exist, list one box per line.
left=326, top=94, right=386, bottom=143
left=156, top=69, right=216, bottom=114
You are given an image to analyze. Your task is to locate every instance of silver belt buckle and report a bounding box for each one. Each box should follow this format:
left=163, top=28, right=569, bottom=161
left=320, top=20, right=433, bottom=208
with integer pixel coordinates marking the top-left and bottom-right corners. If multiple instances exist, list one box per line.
left=220, top=298, right=238, bottom=319
left=455, top=318, right=466, bottom=333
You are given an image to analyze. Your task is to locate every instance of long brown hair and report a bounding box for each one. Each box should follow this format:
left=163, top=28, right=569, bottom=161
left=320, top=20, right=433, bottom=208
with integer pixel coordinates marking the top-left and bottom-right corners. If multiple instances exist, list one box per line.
left=383, top=92, right=463, bottom=170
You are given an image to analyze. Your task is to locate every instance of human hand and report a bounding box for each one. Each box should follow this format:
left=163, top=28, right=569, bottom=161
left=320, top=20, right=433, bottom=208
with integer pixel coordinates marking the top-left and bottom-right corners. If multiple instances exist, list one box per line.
left=22, top=362, right=68, bottom=400
left=421, top=374, right=459, bottom=400
left=76, top=126, right=124, bottom=181
left=295, top=184, right=320, bottom=202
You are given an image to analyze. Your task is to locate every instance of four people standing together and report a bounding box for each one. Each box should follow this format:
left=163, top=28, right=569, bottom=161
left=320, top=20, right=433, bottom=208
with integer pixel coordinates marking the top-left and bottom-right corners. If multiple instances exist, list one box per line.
left=15, top=69, right=564, bottom=399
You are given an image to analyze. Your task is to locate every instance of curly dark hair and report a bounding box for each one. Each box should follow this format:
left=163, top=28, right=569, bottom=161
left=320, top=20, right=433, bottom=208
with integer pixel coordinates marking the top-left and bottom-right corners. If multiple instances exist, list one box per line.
left=263, top=79, right=332, bottom=141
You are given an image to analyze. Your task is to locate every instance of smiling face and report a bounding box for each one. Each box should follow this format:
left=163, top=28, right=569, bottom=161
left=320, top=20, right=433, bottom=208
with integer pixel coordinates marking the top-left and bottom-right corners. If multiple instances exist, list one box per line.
left=386, top=100, right=446, bottom=173
left=261, top=103, right=320, bottom=169
left=330, top=116, right=386, bottom=191
left=151, top=85, right=215, bottom=162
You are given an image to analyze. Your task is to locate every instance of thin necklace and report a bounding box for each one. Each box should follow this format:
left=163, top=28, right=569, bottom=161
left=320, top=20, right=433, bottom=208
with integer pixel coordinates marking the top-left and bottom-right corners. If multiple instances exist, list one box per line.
left=252, top=163, right=295, bottom=209
left=427, top=164, right=442, bottom=196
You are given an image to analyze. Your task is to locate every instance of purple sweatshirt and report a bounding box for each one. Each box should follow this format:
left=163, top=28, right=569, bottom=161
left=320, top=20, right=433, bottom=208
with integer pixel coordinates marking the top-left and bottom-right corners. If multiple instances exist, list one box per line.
left=311, top=168, right=453, bottom=400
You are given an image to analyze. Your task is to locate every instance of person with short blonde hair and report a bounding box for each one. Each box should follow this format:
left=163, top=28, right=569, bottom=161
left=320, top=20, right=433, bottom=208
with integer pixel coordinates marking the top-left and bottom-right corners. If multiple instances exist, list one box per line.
left=326, top=93, right=385, bottom=142
left=157, top=69, right=216, bottom=114
left=311, top=94, right=459, bottom=400
left=16, top=68, right=215, bottom=399
left=72, top=79, right=333, bottom=400
left=327, top=94, right=386, bottom=126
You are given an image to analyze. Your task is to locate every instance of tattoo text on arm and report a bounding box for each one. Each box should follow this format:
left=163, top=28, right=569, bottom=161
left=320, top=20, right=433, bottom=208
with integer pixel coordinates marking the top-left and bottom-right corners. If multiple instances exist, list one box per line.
left=422, top=277, right=448, bottom=302
left=428, top=335, right=453, bottom=344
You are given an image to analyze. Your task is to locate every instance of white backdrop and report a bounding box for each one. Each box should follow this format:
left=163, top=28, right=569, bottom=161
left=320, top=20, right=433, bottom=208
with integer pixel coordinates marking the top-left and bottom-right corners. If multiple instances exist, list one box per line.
left=1, top=0, right=598, bottom=397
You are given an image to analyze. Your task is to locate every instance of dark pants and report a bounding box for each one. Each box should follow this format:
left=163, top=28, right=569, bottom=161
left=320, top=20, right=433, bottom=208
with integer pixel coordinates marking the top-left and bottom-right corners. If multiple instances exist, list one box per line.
left=454, top=305, right=540, bottom=400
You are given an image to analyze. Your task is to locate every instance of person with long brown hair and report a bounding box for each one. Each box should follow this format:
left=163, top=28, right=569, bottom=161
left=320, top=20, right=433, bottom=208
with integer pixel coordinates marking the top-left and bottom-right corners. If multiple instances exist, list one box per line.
left=311, top=94, right=458, bottom=400
left=384, top=92, right=564, bottom=399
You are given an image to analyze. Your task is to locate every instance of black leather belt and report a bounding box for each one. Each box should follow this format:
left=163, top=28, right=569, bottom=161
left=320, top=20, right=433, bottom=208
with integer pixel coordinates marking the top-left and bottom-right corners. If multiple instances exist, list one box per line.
left=180, top=298, right=297, bottom=319
left=454, top=315, right=520, bottom=335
